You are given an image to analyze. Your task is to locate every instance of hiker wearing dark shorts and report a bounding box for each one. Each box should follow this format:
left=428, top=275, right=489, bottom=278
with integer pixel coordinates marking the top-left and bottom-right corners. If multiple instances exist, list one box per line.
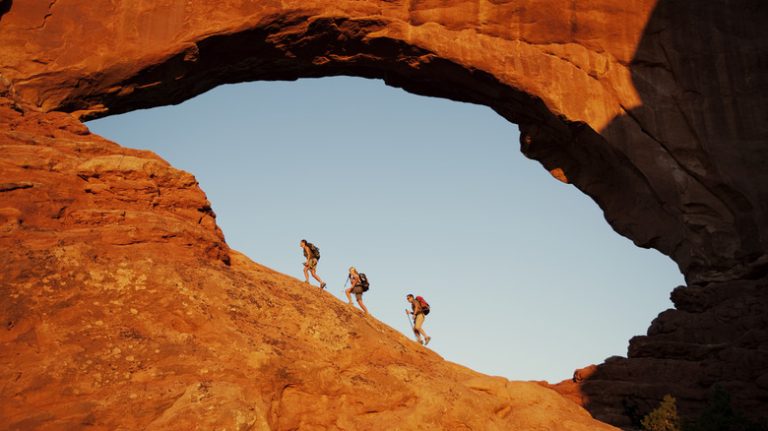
left=407, top=294, right=431, bottom=345
left=345, top=266, right=369, bottom=315
left=300, top=239, right=326, bottom=289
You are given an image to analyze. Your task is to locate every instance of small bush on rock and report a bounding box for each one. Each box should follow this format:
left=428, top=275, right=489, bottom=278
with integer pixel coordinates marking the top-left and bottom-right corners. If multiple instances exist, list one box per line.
left=642, top=394, right=681, bottom=431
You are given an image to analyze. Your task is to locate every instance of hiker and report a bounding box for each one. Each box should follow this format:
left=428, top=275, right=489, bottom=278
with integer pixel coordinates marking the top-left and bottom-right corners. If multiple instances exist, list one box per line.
left=406, top=294, right=431, bottom=345
left=345, top=266, right=369, bottom=315
left=300, top=239, right=326, bottom=289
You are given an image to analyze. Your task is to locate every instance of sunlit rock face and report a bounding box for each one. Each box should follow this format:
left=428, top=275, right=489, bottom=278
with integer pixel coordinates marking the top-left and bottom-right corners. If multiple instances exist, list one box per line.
left=0, top=103, right=622, bottom=430
left=1, top=0, right=766, bottom=427
left=0, top=99, right=621, bottom=430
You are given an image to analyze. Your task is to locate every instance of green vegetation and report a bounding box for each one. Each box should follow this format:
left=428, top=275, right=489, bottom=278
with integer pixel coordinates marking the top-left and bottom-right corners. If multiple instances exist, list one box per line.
left=641, top=394, right=681, bottom=431
left=641, top=388, right=768, bottom=431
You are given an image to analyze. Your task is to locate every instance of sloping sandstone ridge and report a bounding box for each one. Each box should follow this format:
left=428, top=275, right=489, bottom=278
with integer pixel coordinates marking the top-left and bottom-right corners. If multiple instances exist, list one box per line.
left=0, top=106, right=619, bottom=430
left=0, top=0, right=766, bottom=428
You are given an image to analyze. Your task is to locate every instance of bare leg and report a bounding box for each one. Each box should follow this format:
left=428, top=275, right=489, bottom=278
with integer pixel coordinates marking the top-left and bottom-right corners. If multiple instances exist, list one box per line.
left=310, top=268, right=325, bottom=287
left=303, top=265, right=310, bottom=283
left=412, top=327, right=422, bottom=343
left=345, top=288, right=353, bottom=304
left=357, top=297, right=369, bottom=315
left=414, top=314, right=429, bottom=343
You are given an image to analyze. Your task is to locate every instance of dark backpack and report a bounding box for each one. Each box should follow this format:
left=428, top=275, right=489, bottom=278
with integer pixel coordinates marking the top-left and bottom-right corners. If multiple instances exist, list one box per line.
left=308, top=243, right=320, bottom=259
left=416, top=296, right=430, bottom=315
left=359, top=273, right=369, bottom=292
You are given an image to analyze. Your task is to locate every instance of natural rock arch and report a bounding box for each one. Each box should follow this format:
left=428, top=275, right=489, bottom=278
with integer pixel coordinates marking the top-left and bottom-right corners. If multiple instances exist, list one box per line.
left=1, top=0, right=766, bottom=427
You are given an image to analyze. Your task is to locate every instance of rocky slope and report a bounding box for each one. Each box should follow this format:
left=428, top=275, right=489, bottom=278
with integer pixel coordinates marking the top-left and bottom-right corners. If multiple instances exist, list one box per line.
left=0, top=100, right=618, bottom=430
left=1, top=0, right=767, bottom=427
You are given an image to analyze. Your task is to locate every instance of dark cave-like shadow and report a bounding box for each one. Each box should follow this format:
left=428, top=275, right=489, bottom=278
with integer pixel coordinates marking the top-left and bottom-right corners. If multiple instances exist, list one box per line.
left=578, top=0, right=768, bottom=428
left=0, top=0, right=12, bottom=23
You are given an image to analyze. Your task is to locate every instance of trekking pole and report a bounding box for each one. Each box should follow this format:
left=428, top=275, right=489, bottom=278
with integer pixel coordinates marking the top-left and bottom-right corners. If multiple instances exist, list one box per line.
left=405, top=309, right=414, bottom=332
left=343, top=275, right=349, bottom=288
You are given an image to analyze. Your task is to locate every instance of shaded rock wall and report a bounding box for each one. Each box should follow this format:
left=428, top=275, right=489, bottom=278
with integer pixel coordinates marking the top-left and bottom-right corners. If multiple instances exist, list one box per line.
left=570, top=2, right=768, bottom=426
left=1, top=0, right=767, bottom=427
left=570, top=277, right=768, bottom=426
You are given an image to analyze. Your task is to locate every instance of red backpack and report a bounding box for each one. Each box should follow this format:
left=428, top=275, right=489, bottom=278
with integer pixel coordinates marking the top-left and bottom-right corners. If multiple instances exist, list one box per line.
left=416, top=296, right=430, bottom=315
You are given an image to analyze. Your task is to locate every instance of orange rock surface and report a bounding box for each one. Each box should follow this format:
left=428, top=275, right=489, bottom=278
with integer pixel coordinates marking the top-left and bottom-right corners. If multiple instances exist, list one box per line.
left=0, top=100, right=620, bottom=429
left=1, top=0, right=765, bottom=285
left=2, top=0, right=767, bottom=427
left=0, top=101, right=620, bottom=429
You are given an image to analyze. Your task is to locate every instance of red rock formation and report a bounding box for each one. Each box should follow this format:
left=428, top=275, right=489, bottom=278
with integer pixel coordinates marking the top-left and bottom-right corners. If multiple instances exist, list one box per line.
left=0, top=99, right=228, bottom=264
left=2, top=0, right=765, bottom=284
left=1, top=0, right=767, bottom=427
left=0, top=101, right=618, bottom=429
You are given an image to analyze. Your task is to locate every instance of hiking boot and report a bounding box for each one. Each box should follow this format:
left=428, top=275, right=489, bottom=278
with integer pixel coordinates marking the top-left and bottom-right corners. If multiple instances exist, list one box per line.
left=424, top=336, right=431, bottom=346
left=320, top=282, right=326, bottom=289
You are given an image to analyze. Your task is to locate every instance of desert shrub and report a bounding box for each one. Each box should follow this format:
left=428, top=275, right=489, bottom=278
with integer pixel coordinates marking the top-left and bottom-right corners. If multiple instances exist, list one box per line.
left=642, top=394, right=682, bottom=431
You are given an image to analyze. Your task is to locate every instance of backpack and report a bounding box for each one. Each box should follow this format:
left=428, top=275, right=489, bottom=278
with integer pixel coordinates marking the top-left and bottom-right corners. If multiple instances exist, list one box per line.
left=308, top=243, right=320, bottom=259
left=416, top=296, right=430, bottom=315
left=358, top=273, right=369, bottom=292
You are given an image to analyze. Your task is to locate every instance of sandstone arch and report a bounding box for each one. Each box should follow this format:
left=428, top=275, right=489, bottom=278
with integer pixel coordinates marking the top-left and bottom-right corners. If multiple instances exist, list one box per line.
left=1, top=0, right=766, bottom=427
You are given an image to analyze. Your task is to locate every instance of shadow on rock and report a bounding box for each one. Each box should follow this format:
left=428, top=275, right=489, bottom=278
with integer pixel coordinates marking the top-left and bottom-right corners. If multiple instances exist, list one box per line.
left=576, top=0, right=768, bottom=428
left=0, top=0, right=12, bottom=23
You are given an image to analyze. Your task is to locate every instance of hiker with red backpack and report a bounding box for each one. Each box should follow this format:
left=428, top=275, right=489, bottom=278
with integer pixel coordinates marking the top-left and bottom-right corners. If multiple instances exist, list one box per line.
left=345, top=266, right=369, bottom=315
left=300, top=239, right=326, bottom=289
left=406, top=294, right=431, bottom=345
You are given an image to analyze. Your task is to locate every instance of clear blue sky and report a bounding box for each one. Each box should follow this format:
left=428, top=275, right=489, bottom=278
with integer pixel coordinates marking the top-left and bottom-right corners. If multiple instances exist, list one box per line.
left=88, top=76, right=684, bottom=383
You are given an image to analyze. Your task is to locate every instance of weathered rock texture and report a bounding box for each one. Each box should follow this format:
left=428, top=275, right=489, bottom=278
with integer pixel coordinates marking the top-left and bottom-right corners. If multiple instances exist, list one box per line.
left=578, top=279, right=768, bottom=426
left=1, top=0, right=767, bottom=428
left=0, top=103, right=619, bottom=429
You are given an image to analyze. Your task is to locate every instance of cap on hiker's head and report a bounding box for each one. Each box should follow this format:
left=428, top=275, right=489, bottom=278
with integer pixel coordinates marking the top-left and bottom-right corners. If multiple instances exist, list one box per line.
left=349, top=266, right=357, bottom=273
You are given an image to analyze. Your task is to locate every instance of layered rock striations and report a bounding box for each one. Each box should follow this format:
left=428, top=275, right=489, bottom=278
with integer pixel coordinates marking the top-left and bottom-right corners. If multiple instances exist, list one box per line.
left=550, top=278, right=768, bottom=425
left=1, top=0, right=767, bottom=427
left=0, top=102, right=619, bottom=429
left=585, top=279, right=768, bottom=424
left=2, top=0, right=766, bottom=285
